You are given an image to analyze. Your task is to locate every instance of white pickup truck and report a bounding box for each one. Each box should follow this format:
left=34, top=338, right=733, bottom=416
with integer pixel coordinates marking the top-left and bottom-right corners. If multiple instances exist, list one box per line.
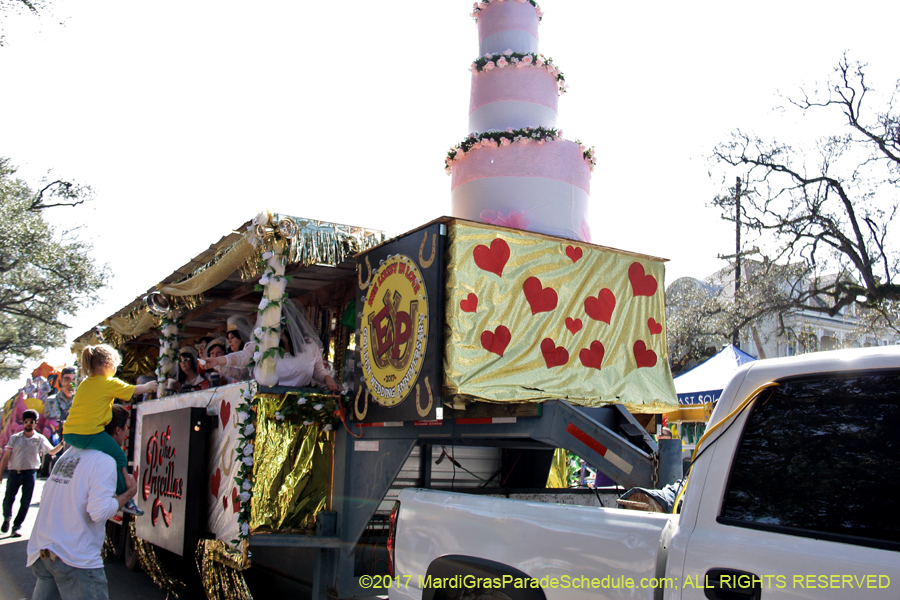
left=388, top=346, right=900, bottom=600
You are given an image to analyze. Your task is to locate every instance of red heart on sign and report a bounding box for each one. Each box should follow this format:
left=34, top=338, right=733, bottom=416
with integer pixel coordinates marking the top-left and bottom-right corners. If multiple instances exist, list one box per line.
left=629, top=262, right=658, bottom=297
left=540, top=338, right=569, bottom=368
left=633, top=340, right=657, bottom=368
left=481, top=325, right=511, bottom=357
left=523, top=277, right=558, bottom=315
left=210, top=468, right=222, bottom=499
left=565, top=317, right=583, bottom=334
left=648, top=318, right=662, bottom=335
left=565, top=246, right=583, bottom=263
left=232, top=487, right=241, bottom=513
left=473, top=238, right=510, bottom=277
left=584, top=289, right=616, bottom=324
left=579, top=341, right=605, bottom=370
left=460, top=293, right=478, bottom=313
left=220, top=400, right=231, bottom=428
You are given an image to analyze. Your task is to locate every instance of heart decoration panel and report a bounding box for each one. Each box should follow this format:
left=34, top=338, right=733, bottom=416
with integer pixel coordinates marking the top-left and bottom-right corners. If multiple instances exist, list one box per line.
left=444, top=221, right=678, bottom=413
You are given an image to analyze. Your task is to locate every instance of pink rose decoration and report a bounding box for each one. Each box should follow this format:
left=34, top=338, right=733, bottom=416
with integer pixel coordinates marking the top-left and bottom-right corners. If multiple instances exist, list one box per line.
left=503, top=48, right=513, bottom=56
left=484, top=61, right=495, bottom=71
left=520, top=137, right=530, bottom=145
left=497, top=58, right=508, bottom=68
left=517, top=61, right=527, bottom=68
left=500, top=137, right=511, bottom=146
left=523, top=55, right=533, bottom=65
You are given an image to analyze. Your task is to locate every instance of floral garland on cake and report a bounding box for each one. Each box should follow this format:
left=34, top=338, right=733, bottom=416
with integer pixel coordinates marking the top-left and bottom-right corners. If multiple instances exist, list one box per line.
left=445, top=126, right=597, bottom=174
left=471, top=0, right=542, bottom=21
left=470, top=51, right=566, bottom=94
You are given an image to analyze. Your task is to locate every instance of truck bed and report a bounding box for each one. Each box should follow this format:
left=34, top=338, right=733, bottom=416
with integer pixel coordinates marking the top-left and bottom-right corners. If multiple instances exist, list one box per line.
left=393, top=488, right=674, bottom=600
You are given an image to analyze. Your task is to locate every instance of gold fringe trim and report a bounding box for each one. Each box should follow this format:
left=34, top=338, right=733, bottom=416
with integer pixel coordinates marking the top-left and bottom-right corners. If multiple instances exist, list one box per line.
left=196, top=539, right=253, bottom=600
left=130, top=520, right=185, bottom=597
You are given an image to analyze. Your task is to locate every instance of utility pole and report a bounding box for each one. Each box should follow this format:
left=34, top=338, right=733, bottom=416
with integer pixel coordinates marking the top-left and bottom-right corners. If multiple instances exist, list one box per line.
left=732, top=176, right=742, bottom=347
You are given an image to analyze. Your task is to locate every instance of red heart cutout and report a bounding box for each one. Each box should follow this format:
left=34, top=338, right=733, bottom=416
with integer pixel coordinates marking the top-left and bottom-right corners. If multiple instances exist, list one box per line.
left=565, top=317, right=583, bottom=334
left=523, top=277, right=558, bottom=315
left=648, top=318, right=662, bottom=335
left=579, top=341, right=605, bottom=370
left=220, top=400, right=231, bottom=428
left=460, top=293, right=478, bottom=313
left=223, top=495, right=228, bottom=510
left=584, top=289, right=616, bottom=324
left=629, top=262, right=658, bottom=297
left=633, top=340, right=658, bottom=368
left=565, top=246, right=583, bottom=263
left=473, top=238, right=510, bottom=277
left=210, top=468, right=222, bottom=499
left=540, top=338, right=569, bottom=368
left=481, top=325, right=511, bottom=357
left=232, top=487, right=241, bottom=513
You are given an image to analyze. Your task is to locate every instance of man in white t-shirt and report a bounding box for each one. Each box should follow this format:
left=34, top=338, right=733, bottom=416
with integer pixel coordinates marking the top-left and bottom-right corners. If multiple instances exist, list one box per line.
left=26, top=405, right=137, bottom=600
left=1, top=409, right=63, bottom=537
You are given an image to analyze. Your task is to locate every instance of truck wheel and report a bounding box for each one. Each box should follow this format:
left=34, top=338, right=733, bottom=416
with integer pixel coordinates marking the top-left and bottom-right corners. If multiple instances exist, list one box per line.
left=105, top=521, right=126, bottom=561
left=124, top=528, right=141, bottom=572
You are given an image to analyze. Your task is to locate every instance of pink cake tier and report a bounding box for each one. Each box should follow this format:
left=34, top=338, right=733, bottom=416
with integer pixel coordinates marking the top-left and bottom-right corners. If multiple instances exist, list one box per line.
left=469, top=60, right=559, bottom=132
left=450, top=139, right=591, bottom=242
left=476, top=1, right=540, bottom=55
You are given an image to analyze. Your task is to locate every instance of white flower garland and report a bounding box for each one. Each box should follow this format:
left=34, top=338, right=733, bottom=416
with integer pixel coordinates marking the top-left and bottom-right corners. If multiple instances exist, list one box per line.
left=232, top=385, right=257, bottom=544
left=444, top=126, right=597, bottom=174
left=156, top=312, right=181, bottom=392
left=470, top=51, right=566, bottom=95
left=251, top=241, right=289, bottom=386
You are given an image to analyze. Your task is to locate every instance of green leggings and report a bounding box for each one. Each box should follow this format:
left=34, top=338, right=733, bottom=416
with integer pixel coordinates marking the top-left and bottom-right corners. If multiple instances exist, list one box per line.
left=64, top=432, right=128, bottom=495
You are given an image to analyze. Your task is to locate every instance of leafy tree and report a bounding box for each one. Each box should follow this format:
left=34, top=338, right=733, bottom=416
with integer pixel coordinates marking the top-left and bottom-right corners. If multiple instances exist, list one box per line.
left=666, top=261, right=804, bottom=373
left=0, top=158, right=107, bottom=380
left=711, top=56, right=900, bottom=333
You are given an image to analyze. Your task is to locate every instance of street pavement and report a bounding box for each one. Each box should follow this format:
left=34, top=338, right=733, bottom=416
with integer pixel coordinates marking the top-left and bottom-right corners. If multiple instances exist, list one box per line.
left=0, top=477, right=196, bottom=600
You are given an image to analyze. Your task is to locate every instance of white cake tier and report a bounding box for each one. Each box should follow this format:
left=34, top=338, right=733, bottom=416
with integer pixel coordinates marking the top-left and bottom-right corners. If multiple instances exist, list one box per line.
left=469, top=101, right=557, bottom=133
left=477, top=1, right=539, bottom=56
left=469, top=66, right=558, bottom=132
left=450, top=140, right=591, bottom=242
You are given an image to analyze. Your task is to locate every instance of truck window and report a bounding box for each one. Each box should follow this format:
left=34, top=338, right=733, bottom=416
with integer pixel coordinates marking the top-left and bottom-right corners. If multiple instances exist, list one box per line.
left=719, top=371, right=900, bottom=551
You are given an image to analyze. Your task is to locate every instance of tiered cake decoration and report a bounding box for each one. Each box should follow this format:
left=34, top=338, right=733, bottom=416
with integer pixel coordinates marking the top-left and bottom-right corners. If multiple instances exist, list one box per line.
left=447, top=0, right=596, bottom=243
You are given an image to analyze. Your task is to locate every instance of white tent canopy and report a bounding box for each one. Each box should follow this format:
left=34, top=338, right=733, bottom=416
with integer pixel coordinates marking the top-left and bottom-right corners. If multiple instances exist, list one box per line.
left=674, top=345, right=756, bottom=405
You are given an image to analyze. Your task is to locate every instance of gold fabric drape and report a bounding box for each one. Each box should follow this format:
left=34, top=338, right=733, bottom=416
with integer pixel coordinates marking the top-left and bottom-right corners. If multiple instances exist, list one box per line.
left=107, top=308, right=159, bottom=337
left=251, top=396, right=332, bottom=532
left=443, top=222, right=678, bottom=413
left=159, top=239, right=257, bottom=297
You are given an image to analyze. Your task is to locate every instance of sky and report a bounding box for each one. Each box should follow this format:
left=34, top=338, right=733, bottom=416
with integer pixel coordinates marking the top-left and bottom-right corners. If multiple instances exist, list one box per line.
left=2, top=0, right=899, bottom=399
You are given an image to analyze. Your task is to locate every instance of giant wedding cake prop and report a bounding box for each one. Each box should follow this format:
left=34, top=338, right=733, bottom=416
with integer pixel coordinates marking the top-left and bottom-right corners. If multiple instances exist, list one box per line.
left=354, top=1, right=677, bottom=421
left=446, top=0, right=595, bottom=242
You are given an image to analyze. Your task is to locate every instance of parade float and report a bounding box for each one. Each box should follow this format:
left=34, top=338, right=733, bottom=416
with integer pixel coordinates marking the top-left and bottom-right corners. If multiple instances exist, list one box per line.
left=1, top=363, right=72, bottom=452
left=76, top=2, right=680, bottom=598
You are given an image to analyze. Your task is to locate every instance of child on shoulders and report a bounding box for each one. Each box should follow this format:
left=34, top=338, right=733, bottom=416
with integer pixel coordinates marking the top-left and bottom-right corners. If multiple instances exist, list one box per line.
left=65, top=344, right=158, bottom=516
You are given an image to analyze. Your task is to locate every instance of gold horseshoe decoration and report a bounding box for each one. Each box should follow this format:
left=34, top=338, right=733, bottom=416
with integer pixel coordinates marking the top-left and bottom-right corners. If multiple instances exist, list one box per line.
left=419, top=232, right=436, bottom=269
left=415, top=376, right=434, bottom=417
left=221, top=443, right=235, bottom=476
left=358, top=256, right=372, bottom=290
left=354, top=387, right=368, bottom=421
